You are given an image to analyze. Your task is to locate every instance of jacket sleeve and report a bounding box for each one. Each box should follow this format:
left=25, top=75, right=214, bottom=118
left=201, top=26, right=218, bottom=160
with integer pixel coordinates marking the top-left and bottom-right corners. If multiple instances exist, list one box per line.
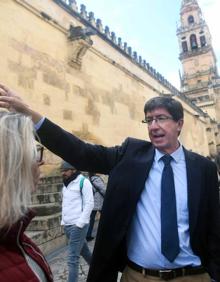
left=76, top=178, right=94, bottom=228
left=207, top=162, right=220, bottom=281
left=37, top=118, right=129, bottom=175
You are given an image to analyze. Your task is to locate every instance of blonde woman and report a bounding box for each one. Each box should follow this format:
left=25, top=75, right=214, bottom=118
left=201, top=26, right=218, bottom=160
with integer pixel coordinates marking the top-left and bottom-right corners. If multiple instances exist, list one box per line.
left=0, top=111, right=53, bottom=282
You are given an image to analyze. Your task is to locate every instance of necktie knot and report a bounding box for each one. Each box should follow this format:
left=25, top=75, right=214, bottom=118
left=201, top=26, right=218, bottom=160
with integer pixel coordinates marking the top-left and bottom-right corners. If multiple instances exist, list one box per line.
left=161, top=154, right=173, bottom=166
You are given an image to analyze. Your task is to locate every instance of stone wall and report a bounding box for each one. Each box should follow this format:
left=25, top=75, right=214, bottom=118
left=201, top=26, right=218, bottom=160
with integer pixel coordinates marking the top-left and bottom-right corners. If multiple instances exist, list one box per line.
left=0, top=0, right=218, bottom=255
left=26, top=176, right=66, bottom=255
left=0, top=0, right=215, bottom=159
left=27, top=173, right=108, bottom=255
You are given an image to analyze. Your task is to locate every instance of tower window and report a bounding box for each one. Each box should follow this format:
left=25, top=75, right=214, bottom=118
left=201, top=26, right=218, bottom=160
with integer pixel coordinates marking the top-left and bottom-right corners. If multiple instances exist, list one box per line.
left=182, top=41, right=188, bottom=52
left=188, top=15, right=194, bottom=24
left=200, top=35, right=206, bottom=47
left=190, top=34, right=198, bottom=49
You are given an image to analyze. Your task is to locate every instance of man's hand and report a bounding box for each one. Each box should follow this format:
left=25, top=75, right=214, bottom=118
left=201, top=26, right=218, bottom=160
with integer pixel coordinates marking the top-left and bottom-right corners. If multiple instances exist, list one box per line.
left=0, top=84, right=43, bottom=123
left=0, top=84, right=30, bottom=113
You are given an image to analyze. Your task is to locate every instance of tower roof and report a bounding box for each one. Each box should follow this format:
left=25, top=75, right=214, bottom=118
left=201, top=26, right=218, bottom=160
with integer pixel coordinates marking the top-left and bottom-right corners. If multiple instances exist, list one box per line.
left=181, top=0, right=199, bottom=9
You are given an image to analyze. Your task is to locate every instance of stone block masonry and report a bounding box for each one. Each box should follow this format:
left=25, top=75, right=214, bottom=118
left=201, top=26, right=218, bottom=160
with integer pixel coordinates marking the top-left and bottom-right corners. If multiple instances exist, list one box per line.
left=26, top=176, right=67, bottom=256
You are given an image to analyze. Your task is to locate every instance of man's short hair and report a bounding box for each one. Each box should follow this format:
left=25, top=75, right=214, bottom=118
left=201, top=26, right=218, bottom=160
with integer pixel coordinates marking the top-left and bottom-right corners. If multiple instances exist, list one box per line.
left=144, top=96, right=184, bottom=121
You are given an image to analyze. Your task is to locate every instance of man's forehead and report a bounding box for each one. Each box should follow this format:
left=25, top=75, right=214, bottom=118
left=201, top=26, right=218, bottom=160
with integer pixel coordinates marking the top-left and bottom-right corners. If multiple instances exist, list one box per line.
left=146, top=107, right=169, bottom=116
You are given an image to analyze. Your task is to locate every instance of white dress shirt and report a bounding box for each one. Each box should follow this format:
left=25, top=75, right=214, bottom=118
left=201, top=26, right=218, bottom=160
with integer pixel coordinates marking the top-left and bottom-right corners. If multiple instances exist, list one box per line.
left=127, top=145, right=201, bottom=269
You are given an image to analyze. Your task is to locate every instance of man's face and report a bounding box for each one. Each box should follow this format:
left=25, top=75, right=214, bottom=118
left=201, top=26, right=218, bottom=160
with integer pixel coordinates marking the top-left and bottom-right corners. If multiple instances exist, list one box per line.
left=61, top=169, right=75, bottom=180
left=145, top=107, right=183, bottom=154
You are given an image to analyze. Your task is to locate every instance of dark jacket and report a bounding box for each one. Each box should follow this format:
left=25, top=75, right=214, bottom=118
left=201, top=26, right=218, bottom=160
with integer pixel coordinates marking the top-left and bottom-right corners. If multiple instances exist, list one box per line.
left=38, top=118, right=220, bottom=282
left=0, top=210, right=53, bottom=282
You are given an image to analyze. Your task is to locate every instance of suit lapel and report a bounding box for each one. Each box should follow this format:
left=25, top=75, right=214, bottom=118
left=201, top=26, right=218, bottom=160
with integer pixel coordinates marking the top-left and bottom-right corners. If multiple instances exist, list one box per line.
left=184, top=148, right=202, bottom=237
left=127, top=146, right=202, bottom=237
left=128, top=145, right=155, bottom=208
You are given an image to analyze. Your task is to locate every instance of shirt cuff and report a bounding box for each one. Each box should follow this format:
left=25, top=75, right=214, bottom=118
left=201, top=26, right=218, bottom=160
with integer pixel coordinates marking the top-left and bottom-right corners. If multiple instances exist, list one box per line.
left=34, top=117, right=45, bottom=131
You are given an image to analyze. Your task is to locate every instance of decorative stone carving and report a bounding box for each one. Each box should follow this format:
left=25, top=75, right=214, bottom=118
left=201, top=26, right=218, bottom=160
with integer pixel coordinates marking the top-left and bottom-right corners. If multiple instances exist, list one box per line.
left=128, top=47, right=132, bottom=56
left=96, top=19, right=103, bottom=33
left=104, top=26, right=111, bottom=39
left=138, top=56, right=142, bottom=65
left=111, top=32, right=116, bottom=44
left=80, top=4, right=87, bottom=19
left=118, top=37, right=122, bottom=48
left=67, top=25, right=95, bottom=69
left=133, top=51, right=137, bottom=61
left=69, top=0, right=78, bottom=12
left=89, top=12, right=96, bottom=27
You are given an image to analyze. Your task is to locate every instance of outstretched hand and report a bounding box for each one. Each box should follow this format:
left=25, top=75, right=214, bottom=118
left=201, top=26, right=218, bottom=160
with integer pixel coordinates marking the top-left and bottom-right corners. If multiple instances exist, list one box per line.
left=0, top=84, right=43, bottom=123
left=0, top=84, right=30, bottom=114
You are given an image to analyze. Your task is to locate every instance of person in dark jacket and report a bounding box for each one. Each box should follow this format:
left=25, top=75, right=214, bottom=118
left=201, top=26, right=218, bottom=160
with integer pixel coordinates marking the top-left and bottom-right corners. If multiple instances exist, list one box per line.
left=0, top=111, right=53, bottom=282
left=0, top=84, right=219, bottom=282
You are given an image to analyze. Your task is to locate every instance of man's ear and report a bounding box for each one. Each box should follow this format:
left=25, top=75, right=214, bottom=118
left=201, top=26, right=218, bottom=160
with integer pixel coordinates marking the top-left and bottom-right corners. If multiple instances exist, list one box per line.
left=177, top=119, right=184, bottom=132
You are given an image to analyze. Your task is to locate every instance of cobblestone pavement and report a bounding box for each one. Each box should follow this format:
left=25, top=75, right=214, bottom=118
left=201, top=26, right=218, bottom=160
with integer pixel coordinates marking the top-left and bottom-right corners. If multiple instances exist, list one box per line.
left=47, top=237, right=121, bottom=281
left=47, top=239, right=95, bottom=282
left=47, top=217, right=121, bottom=282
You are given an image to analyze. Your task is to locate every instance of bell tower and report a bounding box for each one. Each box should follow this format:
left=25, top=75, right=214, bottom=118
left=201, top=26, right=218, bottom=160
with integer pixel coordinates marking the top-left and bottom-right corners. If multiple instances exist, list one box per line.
left=177, top=0, right=220, bottom=121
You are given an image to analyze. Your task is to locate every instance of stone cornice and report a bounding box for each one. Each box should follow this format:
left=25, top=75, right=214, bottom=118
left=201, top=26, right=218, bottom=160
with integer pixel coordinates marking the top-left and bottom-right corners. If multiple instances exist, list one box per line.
left=179, top=45, right=216, bottom=61
left=52, top=0, right=208, bottom=118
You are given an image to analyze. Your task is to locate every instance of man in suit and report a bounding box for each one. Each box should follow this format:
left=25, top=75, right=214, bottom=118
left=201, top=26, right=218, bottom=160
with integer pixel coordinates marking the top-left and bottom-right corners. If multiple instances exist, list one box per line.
left=0, top=84, right=219, bottom=282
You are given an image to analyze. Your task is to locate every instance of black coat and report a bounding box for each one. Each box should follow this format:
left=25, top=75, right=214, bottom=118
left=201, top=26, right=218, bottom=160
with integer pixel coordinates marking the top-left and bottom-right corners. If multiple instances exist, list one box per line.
left=38, top=118, right=220, bottom=282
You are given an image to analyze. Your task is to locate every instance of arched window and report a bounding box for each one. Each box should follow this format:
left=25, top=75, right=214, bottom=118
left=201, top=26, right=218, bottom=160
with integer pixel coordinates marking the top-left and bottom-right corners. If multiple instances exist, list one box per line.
left=190, top=34, right=198, bottom=49
left=188, top=15, right=194, bottom=24
left=200, top=35, right=206, bottom=47
left=182, top=41, right=188, bottom=52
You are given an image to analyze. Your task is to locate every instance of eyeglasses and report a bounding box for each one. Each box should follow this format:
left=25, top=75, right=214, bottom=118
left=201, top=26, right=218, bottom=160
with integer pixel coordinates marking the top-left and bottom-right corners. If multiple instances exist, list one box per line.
left=142, top=115, right=174, bottom=126
left=36, top=145, right=44, bottom=162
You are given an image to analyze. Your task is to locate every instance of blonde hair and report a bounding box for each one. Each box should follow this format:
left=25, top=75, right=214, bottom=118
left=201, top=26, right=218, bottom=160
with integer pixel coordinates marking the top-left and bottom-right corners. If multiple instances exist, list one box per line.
left=0, top=111, right=37, bottom=228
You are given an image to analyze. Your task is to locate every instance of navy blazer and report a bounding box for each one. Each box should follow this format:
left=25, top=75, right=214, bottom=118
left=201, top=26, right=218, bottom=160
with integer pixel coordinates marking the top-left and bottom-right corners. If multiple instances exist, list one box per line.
left=38, top=118, right=220, bottom=282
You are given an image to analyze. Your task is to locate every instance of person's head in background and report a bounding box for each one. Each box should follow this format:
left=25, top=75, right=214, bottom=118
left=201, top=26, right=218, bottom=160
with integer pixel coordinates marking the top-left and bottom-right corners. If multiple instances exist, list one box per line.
left=60, top=161, right=77, bottom=180
left=0, top=111, right=43, bottom=229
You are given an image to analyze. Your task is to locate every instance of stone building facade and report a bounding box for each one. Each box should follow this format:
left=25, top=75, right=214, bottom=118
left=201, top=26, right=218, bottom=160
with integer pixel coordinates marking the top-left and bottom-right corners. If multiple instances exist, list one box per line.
left=177, top=0, right=220, bottom=155
left=0, top=0, right=219, bottom=163
left=0, top=0, right=219, bottom=255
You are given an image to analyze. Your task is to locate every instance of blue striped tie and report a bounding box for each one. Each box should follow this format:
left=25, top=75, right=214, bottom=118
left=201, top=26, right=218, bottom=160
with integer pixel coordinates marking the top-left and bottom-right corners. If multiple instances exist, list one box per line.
left=161, top=154, right=179, bottom=262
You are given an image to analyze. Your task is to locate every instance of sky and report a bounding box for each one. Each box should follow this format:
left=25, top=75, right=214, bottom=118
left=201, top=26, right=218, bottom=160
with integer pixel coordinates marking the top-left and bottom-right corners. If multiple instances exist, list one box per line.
left=75, top=0, right=220, bottom=89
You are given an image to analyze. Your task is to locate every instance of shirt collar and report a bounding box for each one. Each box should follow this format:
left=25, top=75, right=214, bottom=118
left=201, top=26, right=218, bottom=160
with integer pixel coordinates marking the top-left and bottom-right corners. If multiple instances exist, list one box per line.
left=155, top=145, right=184, bottom=163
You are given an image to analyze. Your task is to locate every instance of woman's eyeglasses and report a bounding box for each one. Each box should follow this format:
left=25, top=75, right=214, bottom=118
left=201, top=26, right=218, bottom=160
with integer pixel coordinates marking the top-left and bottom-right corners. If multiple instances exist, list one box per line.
left=36, top=145, right=44, bottom=162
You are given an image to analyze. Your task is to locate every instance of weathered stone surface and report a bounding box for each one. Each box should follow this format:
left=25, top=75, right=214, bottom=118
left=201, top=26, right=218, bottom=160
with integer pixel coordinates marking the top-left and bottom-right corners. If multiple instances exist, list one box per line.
left=37, top=183, right=62, bottom=193
left=27, top=213, right=62, bottom=231
left=40, top=234, right=67, bottom=256
left=27, top=226, right=64, bottom=244
left=31, top=192, right=61, bottom=205
left=30, top=203, right=61, bottom=216
left=26, top=176, right=65, bottom=254
left=47, top=229, right=122, bottom=281
left=0, top=0, right=215, bottom=158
